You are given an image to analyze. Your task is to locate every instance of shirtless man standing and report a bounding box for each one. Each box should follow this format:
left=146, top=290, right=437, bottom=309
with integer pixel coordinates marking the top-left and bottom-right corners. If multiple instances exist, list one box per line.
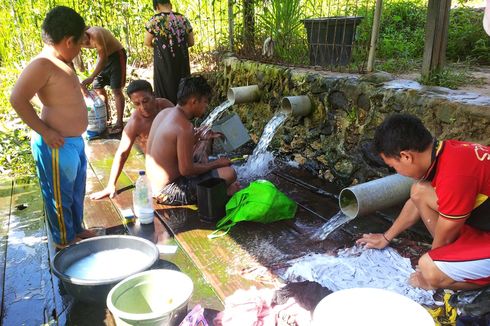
left=146, top=76, right=237, bottom=205
left=90, top=80, right=173, bottom=199
left=10, top=6, right=94, bottom=248
left=81, top=26, right=127, bottom=133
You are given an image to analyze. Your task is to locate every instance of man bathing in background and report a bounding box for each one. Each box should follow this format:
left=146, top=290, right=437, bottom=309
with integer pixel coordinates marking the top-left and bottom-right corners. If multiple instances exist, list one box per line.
left=90, top=79, right=173, bottom=200
left=357, top=114, right=490, bottom=290
left=146, top=75, right=238, bottom=205
left=10, top=6, right=95, bottom=248
left=81, top=26, right=127, bottom=134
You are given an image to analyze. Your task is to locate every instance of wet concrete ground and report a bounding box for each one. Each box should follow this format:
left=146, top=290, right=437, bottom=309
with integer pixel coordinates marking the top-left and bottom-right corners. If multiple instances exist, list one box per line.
left=0, top=142, right=434, bottom=325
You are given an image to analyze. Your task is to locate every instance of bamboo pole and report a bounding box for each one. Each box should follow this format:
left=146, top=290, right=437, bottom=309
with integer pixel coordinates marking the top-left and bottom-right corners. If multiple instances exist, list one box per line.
left=228, top=0, right=234, bottom=52
left=367, top=0, right=383, bottom=72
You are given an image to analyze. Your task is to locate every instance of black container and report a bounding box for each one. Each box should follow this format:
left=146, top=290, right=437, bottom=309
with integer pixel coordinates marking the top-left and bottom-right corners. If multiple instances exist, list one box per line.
left=51, top=235, right=159, bottom=303
left=197, top=177, right=227, bottom=222
left=302, top=16, right=363, bottom=66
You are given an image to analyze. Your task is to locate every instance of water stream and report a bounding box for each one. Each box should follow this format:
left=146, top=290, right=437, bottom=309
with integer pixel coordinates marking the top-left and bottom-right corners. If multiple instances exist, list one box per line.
left=309, top=210, right=354, bottom=241
left=237, top=110, right=289, bottom=180
left=200, top=99, right=233, bottom=128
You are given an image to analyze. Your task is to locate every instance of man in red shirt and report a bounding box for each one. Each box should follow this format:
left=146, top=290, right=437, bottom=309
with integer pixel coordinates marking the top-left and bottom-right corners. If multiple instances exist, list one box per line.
left=357, top=114, right=490, bottom=290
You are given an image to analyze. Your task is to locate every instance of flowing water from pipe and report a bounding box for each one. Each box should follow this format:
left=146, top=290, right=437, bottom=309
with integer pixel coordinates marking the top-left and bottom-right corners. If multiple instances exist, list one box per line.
left=193, top=100, right=234, bottom=161
left=237, top=110, right=289, bottom=180
left=200, top=99, right=233, bottom=128
left=308, top=210, right=354, bottom=242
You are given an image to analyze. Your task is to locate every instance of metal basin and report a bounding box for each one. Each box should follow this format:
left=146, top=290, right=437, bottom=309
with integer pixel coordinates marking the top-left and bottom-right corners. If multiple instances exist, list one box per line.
left=52, top=235, right=159, bottom=303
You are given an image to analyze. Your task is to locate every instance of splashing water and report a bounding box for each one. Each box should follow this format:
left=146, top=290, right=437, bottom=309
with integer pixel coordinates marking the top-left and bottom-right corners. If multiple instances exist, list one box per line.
left=200, top=99, right=233, bottom=128
left=308, top=210, right=354, bottom=241
left=237, top=111, right=288, bottom=180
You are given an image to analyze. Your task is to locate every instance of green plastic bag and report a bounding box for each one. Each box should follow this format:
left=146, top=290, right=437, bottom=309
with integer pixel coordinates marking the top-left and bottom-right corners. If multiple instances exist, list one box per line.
left=208, top=180, right=297, bottom=239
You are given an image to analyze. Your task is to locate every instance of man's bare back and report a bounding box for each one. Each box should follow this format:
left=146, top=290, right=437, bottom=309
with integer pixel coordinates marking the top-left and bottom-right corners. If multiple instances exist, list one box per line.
left=146, top=107, right=188, bottom=191
left=10, top=47, right=87, bottom=141
left=82, top=27, right=123, bottom=56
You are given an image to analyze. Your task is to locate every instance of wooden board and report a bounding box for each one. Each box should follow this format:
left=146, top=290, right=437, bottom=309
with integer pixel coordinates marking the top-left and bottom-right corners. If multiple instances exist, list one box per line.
left=85, top=139, right=223, bottom=310
left=1, top=178, right=57, bottom=325
left=0, top=180, right=12, bottom=320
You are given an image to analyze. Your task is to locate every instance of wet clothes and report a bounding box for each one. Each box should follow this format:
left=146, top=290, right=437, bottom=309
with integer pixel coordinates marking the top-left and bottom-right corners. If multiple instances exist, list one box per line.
left=93, top=48, right=127, bottom=90
left=155, top=169, right=219, bottom=205
left=145, top=11, right=193, bottom=104
left=272, top=281, right=332, bottom=312
left=423, top=139, right=490, bottom=285
left=31, top=133, right=86, bottom=246
left=423, top=140, right=490, bottom=230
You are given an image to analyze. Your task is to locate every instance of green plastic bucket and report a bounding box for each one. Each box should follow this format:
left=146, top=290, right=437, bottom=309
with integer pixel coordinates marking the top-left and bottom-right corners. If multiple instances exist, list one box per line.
left=107, top=269, right=193, bottom=326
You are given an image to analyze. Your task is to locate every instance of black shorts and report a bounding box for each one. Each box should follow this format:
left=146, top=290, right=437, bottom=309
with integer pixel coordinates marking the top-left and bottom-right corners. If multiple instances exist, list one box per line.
left=93, top=48, right=127, bottom=89
left=156, top=169, right=220, bottom=206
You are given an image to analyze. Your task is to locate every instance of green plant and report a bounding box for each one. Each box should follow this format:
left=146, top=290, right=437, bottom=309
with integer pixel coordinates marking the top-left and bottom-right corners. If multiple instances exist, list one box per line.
left=256, top=0, right=305, bottom=62
left=420, top=66, right=485, bottom=89
left=0, top=67, right=35, bottom=179
left=447, top=6, right=490, bottom=64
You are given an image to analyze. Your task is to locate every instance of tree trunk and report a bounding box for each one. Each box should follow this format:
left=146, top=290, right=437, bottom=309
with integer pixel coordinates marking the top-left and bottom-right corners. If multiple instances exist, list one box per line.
left=243, top=0, right=255, bottom=53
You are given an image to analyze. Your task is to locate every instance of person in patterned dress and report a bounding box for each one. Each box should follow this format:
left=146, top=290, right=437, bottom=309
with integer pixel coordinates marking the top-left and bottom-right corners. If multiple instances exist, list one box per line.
left=144, top=0, right=194, bottom=104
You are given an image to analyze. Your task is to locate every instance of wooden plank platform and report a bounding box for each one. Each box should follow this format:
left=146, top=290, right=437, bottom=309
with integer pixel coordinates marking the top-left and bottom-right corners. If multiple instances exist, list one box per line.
left=85, top=139, right=223, bottom=310
left=0, top=178, right=58, bottom=325
left=0, top=136, right=433, bottom=325
left=84, top=140, right=351, bottom=301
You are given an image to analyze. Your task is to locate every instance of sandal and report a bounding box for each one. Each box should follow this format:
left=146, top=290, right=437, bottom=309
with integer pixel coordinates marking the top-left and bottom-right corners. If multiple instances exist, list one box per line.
left=108, top=124, right=123, bottom=135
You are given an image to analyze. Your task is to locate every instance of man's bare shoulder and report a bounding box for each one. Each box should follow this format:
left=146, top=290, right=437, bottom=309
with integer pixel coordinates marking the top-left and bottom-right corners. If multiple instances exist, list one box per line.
left=156, top=98, right=174, bottom=110
left=24, top=55, right=56, bottom=74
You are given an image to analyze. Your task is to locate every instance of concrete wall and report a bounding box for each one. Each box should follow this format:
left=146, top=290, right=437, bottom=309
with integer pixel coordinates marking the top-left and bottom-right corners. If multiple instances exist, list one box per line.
left=209, top=57, right=490, bottom=187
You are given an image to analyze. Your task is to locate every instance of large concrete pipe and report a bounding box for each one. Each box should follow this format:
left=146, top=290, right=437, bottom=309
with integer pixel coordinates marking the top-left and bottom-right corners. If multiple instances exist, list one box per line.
left=339, top=174, right=415, bottom=218
left=227, top=85, right=260, bottom=105
left=281, top=96, right=312, bottom=117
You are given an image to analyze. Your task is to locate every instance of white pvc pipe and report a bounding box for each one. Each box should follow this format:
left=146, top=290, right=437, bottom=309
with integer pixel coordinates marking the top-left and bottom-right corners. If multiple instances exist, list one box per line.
left=281, top=96, right=312, bottom=117
left=339, top=174, right=415, bottom=218
left=227, top=85, right=260, bottom=104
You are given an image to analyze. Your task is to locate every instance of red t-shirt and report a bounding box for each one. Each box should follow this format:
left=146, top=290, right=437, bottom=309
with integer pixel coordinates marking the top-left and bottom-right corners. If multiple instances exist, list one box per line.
left=426, top=140, right=490, bottom=221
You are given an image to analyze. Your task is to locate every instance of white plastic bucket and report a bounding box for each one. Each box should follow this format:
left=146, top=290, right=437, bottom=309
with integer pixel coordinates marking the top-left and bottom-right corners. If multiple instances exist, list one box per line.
left=107, top=269, right=194, bottom=326
left=312, top=288, right=434, bottom=326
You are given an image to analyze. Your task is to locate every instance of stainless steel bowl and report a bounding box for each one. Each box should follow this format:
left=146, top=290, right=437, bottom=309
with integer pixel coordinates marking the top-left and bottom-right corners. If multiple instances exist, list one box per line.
left=52, top=235, right=159, bottom=303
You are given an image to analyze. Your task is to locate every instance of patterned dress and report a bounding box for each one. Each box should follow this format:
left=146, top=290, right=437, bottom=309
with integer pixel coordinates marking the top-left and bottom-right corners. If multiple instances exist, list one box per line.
left=145, top=11, right=193, bottom=103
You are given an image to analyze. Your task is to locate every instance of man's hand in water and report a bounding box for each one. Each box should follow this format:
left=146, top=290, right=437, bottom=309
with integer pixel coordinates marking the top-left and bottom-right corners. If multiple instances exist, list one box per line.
left=90, top=186, right=116, bottom=200
left=356, top=233, right=390, bottom=249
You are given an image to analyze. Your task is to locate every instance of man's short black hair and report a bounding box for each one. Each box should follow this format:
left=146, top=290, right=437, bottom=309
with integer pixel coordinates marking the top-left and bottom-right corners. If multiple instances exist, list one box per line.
left=153, top=0, right=171, bottom=10
left=41, top=6, right=85, bottom=45
left=126, top=80, right=154, bottom=97
left=374, top=113, right=433, bottom=158
left=177, top=76, right=212, bottom=106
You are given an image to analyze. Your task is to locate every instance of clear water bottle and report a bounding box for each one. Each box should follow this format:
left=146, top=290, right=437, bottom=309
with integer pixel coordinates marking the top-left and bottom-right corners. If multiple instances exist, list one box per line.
left=133, top=171, right=154, bottom=224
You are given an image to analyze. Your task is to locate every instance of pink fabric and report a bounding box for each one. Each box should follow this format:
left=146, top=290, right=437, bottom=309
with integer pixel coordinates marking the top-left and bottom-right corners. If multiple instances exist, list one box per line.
left=213, top=287, right=311, bottom=326
left=180, top=304, right=208, bottom=326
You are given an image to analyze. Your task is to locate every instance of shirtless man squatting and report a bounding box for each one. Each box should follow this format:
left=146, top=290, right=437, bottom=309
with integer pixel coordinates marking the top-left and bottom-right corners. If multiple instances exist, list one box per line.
left=146, top=76, right=238, bottom=206
left=90, top=79, right=173, bottom=200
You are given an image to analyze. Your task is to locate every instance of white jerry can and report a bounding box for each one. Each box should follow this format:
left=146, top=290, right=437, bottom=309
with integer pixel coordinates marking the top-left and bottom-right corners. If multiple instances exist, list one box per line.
left=84, top=91, right=107, bottom=139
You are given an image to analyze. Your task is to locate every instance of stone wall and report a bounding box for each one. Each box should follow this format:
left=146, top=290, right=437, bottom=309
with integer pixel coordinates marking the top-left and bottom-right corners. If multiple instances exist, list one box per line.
left=208, top=57, right=490, bottom=188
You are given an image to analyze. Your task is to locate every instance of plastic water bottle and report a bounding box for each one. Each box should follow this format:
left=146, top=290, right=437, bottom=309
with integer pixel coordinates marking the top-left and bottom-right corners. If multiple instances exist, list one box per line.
left=133, top=171, right=154, bottom=224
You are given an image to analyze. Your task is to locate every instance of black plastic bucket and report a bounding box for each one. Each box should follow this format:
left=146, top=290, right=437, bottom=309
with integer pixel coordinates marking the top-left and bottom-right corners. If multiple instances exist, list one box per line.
left=302, top=16, right=363, bottom=66
left=197, top=177, right=227, bottom=222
